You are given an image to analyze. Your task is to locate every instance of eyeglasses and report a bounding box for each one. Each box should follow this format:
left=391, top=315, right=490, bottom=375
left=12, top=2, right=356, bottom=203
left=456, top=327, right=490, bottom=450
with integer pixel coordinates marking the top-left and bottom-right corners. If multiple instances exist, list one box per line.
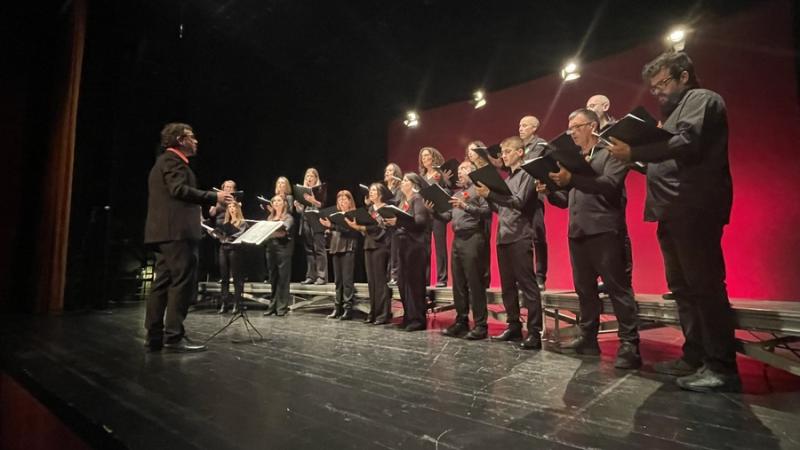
left=566, top=122, right=592, bottom=134
left=649, top=76, right=674, bottom=94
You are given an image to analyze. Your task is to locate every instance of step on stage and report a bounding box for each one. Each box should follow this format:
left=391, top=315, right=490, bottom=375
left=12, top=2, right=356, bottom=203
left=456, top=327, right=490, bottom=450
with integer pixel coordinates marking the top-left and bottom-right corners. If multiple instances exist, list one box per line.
left=1, top=302, right=799, bottom=449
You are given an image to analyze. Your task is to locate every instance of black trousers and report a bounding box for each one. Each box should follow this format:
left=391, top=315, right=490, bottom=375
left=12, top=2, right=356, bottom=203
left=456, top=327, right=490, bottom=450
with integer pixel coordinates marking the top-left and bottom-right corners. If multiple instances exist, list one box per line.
left=219, top=244, right=245, bottom=306
left=569, top=231, right=639, bottom=342
left=145, top=240, right=198, bottom=344
left=657, top=218, right=737, bottom=374
left=388, top=229, right=399, bottom=282
left=302, top=224, right=327, bottom=282
left=365, top=244, right=392, bottom=322
left=397, top=233, right=428, bottom=327
left=451, top=232, right=488, bottom=328
left=532, top=202, right=548, bottom=283
left=482, top=217, right=492, bottom=289
left=425, top=218, right=448, bottom=284
left=266, top=239, right=293, bottom=315
left=621, top=222, right=633, bottom=286
left=332, top=251, right=356, bottom=311
left=496, top=238, right=542, bottom=332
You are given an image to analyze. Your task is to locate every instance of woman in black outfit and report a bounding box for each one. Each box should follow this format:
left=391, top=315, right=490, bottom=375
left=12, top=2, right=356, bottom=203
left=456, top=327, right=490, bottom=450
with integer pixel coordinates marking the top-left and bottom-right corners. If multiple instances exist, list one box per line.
left=295, top=168, right=327, bottom=285
left=347, top=183, right=394, bottom=325
left=218, top=201, right=248, bottom=314
left=319, top=190, right=359, bottom=320
left=386, top=173, right=432, bottom=332
left=418, top=147, right=450, bottom=287
left=263, top=195, right=295, bottom=317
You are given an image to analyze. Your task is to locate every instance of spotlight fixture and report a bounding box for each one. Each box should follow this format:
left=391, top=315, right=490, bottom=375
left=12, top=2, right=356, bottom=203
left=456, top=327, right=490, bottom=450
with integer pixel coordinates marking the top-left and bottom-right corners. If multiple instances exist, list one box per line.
left=403, top=111, right=419, bottom=128
left=560, top=61, right=580, bottom=82
left=472, top=90, right=487, bottom=109
left=667, top=27, right=687, bottom=51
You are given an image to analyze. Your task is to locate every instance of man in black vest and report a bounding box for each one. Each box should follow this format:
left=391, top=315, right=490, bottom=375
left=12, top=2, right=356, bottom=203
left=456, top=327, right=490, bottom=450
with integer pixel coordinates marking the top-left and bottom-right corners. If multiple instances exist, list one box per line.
left=144, top=123, right=232, bottom=352
left=608, top=52, right=739, bottom=392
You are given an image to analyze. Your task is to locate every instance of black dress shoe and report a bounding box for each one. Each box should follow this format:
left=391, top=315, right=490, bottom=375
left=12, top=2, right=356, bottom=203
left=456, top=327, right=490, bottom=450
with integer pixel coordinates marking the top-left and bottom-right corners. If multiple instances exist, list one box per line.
left=614, top=341, right=642, bottom=369
left=520, top=333, right=542, bottom=350
left=404, top=322, right=426, bottom=332
left=560, top=335, right=601, bottom=355
left=662, top=291, right=676, bottom=300
left=491, top=327, right=523, bottom=342
left=275, top=312, right=287, bottom=317
left=217, top=303, right=228, bottom=314
left=441, top=322, right=469, bottom=338
left=435, top=281, right=447, bottom=288
left=653, top=358, right=702, bottom=376
left=263, top=310, right=276, bottom=317
left=373, top=319, right=392, bottom=325
left=363, top=315, right=374, bottom=324
left=327, top=309, right=342, bottom=319
left=464, top=327, right=488, bottom=340
left=314, top=278, right=327, bottom=285
left=339, top=309, right=353, bottom=320
left=301, top=278, right=314, bottom=285
left=163, top=341, right=207, bottom=353
left=676, top=366, right=741, bottom=393
left=231, top=303, right=240, bottom=314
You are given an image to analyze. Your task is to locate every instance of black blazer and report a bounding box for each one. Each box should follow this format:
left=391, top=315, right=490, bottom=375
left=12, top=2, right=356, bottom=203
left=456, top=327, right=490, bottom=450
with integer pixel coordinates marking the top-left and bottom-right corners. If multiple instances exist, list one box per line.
left=144, top=150, right=217, bottom=244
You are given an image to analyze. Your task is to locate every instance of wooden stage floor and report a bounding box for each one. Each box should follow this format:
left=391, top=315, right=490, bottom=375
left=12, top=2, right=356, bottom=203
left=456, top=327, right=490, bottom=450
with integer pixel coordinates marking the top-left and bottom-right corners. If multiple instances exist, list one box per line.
left=1, top=303, right=799, bottom=449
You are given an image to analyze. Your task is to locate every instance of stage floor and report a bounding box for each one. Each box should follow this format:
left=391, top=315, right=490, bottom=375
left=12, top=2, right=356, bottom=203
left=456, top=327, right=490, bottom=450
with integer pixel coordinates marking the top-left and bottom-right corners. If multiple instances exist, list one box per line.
left=1, top=303, right=799, bottom=450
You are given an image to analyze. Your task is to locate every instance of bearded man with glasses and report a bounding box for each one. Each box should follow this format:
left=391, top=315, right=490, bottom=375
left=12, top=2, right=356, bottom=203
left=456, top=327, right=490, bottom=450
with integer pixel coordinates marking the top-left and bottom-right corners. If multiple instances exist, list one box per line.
left=607, top=52, right=738, bottom=392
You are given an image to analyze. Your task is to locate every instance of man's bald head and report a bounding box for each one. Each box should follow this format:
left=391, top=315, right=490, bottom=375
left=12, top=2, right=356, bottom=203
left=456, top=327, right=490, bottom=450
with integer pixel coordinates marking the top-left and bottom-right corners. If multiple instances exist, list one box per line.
left=586, top=95, right=610, bottom=116
left=518, top=115, right=540, bottom=141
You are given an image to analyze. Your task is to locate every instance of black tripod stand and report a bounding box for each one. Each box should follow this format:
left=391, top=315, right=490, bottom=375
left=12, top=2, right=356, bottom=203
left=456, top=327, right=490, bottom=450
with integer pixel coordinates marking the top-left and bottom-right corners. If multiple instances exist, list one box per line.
left=204, top=298, right=264, bottom=344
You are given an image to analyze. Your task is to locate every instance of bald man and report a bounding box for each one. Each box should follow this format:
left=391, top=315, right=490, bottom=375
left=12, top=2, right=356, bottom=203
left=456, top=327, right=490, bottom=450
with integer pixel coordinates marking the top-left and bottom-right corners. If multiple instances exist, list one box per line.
left=586, top=95, right=616, bottom=131
left=519, top=115, right=548, bottom=290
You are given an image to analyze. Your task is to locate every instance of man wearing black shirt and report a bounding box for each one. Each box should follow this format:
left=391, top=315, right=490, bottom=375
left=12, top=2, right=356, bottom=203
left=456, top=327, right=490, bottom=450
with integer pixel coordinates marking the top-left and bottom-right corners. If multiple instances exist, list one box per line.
left=545, top=109, right=641, bottom=369
left=428, top=161, right=491, bottom=340
left=608, top=52, right=739, bottom=392
left=476, top=136, right=543, bottom=350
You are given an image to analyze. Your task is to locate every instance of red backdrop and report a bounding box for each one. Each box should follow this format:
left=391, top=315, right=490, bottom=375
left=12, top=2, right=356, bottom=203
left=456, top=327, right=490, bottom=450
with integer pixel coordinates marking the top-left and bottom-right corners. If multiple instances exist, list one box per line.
left=386, top=1, right=800, bottom=301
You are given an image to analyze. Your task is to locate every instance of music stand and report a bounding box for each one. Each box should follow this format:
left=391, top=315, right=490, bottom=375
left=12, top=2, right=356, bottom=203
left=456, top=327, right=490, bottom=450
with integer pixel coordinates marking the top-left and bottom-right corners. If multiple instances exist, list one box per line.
left=202, top=220, right=286, bottom=344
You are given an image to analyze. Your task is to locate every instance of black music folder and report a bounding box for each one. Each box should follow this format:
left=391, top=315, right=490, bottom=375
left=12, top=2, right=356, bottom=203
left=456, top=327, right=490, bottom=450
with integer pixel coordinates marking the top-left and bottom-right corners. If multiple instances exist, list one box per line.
left=377, top=204, right=415, bottom=227
left=547, top=132, right=595, bottom=176
left=346, top=208, right=378, bottom=226
left=326, top=211, right=349, bottom=227
left=292, top=183, right=327, bottom=207
left=468, top=164, right=512, bottom=196
left=601, top=107, right=672, bottom=147
left=435, top=158, right=460, bottom=186
left=419, top=183, right=453, bottom=214
left=521, top=155, right=560, bottom=191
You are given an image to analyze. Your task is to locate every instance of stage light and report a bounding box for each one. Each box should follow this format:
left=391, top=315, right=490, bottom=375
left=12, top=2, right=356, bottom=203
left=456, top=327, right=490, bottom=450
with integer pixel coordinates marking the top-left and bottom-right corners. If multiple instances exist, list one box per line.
left=403, top=111, right=419, bottom=128
left=561, top=61, right=580, bottom=82
left=667, top=27, right=687, bottom=51
left=472, top=90, right=487, bottom=109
